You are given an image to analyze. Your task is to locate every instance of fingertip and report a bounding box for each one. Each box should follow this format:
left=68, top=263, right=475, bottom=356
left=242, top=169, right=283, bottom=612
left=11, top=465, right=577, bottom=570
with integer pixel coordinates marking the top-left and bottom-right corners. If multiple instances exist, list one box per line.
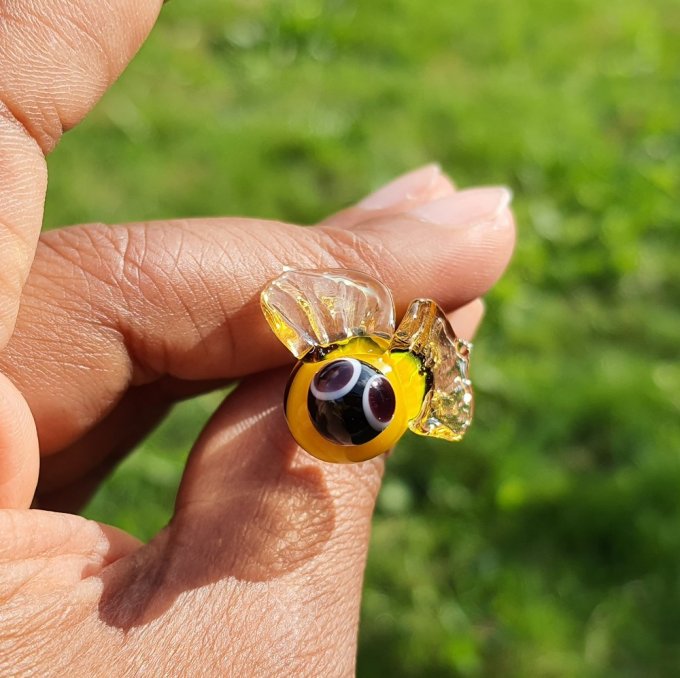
left=335, top=200, right=515, bottom=313
left=0, top=373, right=39, bottom=508
left=447, top=298, right=485, bottom=342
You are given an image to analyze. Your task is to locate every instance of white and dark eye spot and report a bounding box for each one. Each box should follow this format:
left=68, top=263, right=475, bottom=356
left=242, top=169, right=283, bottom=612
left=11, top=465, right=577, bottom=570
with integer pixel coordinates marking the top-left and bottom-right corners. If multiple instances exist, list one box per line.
left=362, top=375, right=396, bottom=432
left=310, top=358, right=361, bottom=401
left=308, top=359, right=396, bottom=446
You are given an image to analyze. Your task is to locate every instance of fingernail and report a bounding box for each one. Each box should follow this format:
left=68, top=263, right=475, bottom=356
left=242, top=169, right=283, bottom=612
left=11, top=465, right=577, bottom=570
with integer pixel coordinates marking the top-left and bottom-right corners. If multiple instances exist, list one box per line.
left=408, top=186, right=513, bottom=227
left=357, top=164, right=442, bottom=210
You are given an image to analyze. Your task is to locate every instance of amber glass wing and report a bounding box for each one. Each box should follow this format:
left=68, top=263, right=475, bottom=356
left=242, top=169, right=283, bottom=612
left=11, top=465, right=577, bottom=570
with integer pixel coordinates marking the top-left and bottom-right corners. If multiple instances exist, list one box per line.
left=260, top=268, right=396, bottom=359
left=390, top=299, right=473, bottom=441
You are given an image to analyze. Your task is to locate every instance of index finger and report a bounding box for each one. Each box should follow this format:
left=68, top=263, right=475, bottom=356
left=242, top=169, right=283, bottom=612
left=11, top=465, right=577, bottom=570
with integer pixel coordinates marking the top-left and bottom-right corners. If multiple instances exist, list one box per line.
left=1, top=188, right=514, bottom=455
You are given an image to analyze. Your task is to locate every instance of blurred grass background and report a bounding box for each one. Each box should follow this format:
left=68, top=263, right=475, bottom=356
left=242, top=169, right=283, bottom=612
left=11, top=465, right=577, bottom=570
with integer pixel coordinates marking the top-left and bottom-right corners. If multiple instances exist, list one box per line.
left=42, top=0, right=680, bottom=675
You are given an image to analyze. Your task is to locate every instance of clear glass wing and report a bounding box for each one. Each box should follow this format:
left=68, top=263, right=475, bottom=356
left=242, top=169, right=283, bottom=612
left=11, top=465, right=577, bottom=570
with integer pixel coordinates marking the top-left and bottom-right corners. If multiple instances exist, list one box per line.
left=390, top=299, right=473, bottom=441
left=260, top=268, right=396, bottom=359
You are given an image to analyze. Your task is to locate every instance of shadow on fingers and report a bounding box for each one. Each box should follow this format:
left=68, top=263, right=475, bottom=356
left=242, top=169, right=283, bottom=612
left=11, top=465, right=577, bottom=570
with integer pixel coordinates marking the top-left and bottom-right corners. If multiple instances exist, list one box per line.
left=97, top=371, right=345, bottom=629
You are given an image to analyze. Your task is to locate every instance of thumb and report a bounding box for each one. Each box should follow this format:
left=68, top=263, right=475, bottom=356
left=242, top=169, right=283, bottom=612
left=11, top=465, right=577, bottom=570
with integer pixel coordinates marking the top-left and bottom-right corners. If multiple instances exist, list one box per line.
left=177, top=368, right=382, bottom=583
left=101, top=369, right=378, bottom=672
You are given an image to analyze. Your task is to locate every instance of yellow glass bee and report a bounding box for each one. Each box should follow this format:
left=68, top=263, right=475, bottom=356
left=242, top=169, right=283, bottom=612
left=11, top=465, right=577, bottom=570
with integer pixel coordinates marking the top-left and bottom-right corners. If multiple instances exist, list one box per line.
left=260, top=269, right=473, bottom=463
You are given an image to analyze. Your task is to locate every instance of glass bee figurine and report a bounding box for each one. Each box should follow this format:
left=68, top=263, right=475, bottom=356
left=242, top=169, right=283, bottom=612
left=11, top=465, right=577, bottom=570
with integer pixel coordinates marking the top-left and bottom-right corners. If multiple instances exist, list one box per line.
left=260, top=268, right=474, bottom=463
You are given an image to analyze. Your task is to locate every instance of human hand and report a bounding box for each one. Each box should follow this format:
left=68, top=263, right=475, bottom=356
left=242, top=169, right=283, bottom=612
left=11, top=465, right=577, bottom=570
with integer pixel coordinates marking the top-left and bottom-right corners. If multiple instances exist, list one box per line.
left=0, top=2, right=515, bottom=675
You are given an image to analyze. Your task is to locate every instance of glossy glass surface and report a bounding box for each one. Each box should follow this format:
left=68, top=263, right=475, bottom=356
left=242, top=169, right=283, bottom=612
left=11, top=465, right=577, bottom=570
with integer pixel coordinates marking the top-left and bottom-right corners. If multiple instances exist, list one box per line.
left=261, top=268, right=395, bottom=359
left=261, top=269, right=473, bottom=460
left=390, top=299, right=473, bottom=441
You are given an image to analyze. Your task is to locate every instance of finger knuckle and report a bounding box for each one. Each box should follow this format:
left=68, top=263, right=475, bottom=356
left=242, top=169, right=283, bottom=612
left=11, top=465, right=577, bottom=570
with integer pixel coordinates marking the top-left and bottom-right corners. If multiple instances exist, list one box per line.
left=0, top=4, right=116, bottom=152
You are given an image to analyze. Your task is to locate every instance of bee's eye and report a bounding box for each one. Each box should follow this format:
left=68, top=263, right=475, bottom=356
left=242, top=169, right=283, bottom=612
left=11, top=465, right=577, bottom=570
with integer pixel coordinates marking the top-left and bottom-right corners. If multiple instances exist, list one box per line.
left=308, top=358, right=396, bottom=445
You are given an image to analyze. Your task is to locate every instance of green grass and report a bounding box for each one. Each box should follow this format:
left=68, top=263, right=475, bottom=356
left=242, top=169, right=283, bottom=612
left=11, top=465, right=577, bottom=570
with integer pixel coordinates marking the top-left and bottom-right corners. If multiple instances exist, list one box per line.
left=43, top=0, right=680, bottom=675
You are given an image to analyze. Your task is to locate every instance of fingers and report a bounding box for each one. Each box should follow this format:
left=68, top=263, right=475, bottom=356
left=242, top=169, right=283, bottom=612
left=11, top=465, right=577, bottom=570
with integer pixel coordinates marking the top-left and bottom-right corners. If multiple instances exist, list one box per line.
left=0, top=0, right=162, bottom=350
left=0, top=373, right=38, bottom=508
left=0, top=110, right=47, bottom=349
left=0, top=508, right=140, bottom=568
left=175, top=369, right=380, bottom=581
left=154, top=298, right=492, bottom=667
left=31, top=168, right=454, bottom=507
left=1, top=184, right=514, bottom=456
left=34, top=377, right=228, bottom=513
left=0, top=1, right=163, bottom=507
left=32, top=171, right=482, bottom=508
left=100, top=369, right=378, bottom=673
left=448, top=298, right=485, bottom=342
left=39, top=300, right=485, bottom=512
left=0, top=0, right=163, bottom=153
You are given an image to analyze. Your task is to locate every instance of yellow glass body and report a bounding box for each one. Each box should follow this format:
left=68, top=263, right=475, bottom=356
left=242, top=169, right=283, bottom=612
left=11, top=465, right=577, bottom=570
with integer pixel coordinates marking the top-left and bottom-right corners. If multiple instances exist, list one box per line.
left=284, top=336, right=426, bottom=463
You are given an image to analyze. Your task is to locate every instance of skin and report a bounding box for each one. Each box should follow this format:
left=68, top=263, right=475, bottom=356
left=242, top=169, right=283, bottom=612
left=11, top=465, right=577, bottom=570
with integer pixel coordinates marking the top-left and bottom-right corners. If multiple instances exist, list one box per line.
left=0, top=2, right=515, bottom=676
